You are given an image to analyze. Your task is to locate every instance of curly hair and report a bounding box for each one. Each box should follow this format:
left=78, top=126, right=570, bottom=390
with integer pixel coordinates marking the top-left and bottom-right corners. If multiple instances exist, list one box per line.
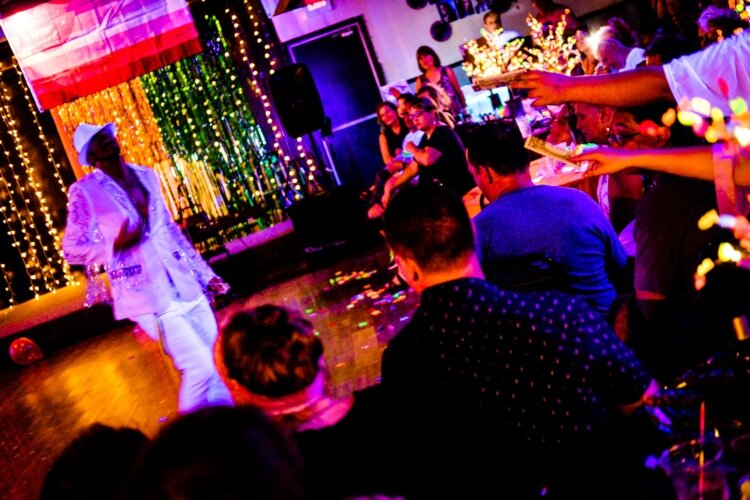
left=221, top=305, right=323, bottom=398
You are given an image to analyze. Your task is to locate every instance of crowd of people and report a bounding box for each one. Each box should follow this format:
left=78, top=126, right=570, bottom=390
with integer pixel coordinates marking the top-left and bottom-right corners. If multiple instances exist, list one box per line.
left=47, top=1, right=750, bottom=498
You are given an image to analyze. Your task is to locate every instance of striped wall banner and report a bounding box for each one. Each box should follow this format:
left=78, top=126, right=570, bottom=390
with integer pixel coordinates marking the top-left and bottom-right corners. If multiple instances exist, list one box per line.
left=0, top=0, right=202, bottom=111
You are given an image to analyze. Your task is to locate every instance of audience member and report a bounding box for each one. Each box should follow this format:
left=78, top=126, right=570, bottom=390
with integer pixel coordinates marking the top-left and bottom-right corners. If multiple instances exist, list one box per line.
left=376, top=102, right=407, bottom=166
left=466, top=121, right=627, bottom=315
left=531, top=0, right=580, bottom=31
left=382, top=96, right=474, bottom=206
left=576, top=111, right=732, bottom=381
left=363, top=102, right=411, bottom=218
left=379, top=184, right=659, bottom=497
left=643, top=30, right=691, bottom=65
left=123, top=406, right=306, bottom=500
left=697, top=5, right=748, bottom=47
left=415, top=45, right=466, bottom=120
left=573, top=102, right=643, bottom=232
left=482, top=10, right=521, bottom=43
left=596, top=37, right=646, bottom=72
left=217, top=304, right=353, bottom=431
left=415, top=83, right=455, bottom=128
left=545, top=104, right=574, bottom=144
left=40, top=424, right=149, bottom=500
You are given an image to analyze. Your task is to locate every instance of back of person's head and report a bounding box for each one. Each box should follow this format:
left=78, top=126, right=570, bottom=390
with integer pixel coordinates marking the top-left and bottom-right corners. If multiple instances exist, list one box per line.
left=397, top=92, right=417, bottom=107
left=124, top=406, right=305, bottom=500
left=644, top=31, right=691, bottom=64
left=221, top=304, right=323, bottom=398
left=383, top=184, right=475, bottom=273
left=416, top=45, right=442, bottom=71
left=40, top=424, right=150, bottom=500
left=411, top=96, right=438, bottom=114
left=465, top=121, right=529, bottom=176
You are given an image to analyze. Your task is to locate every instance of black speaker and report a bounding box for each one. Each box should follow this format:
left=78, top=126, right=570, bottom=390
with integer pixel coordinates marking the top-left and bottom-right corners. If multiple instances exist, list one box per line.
left=268, top=63, right=326, bottom=138
left=287, top=187, right=376, bottom=268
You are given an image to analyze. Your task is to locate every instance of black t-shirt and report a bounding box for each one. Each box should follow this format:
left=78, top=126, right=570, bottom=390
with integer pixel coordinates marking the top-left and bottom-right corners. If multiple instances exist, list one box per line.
left=382, top=120, right=408, bottom=158
left=418, top=125, right=475, bottom=195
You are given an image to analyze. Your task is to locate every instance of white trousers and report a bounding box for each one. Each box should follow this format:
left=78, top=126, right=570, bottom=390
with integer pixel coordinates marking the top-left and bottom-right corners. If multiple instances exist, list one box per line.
left=133, top=294, right=233, bottom=413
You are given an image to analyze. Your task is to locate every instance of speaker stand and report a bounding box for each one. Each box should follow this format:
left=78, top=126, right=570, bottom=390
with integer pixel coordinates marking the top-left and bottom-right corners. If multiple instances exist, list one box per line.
left=308, top=117, right=341, bottom=188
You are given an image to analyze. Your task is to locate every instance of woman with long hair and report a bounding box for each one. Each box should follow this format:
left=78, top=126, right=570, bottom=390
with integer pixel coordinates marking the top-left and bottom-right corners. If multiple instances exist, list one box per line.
left=415, top=45, right=466, bottom=121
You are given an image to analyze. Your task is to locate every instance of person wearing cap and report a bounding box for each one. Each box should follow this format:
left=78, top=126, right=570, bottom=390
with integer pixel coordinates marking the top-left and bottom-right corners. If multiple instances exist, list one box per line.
left=61, top=123, right=233, bottom=413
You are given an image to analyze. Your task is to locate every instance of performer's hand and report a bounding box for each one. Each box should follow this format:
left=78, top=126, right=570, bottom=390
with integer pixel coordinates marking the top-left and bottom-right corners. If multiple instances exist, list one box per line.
left=207, top=277, right=231, bottom=295
left=113, top=219, right=144, bottom=251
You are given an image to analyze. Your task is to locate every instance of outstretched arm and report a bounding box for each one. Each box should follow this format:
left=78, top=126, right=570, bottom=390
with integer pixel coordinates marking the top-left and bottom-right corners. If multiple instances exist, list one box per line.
left=512, top=67, right=674, bottom=108
left=573, top=145, right=728, bottom=183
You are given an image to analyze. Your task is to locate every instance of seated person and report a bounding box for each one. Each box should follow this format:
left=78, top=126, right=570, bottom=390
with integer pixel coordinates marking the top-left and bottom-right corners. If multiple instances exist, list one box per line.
left=299, top=184, right=663, bottom=499
left=416, top=84, right=455, bottom=128
left=382, top=97, right=475, bottom=206
left=466, top=121, right=627, bottom=315
left=216, top=304, right=353, bottom=431
left=363, top=100, right=413, bottom=218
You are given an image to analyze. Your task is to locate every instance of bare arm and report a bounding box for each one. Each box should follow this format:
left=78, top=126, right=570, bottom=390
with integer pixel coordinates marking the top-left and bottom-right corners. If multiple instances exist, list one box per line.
left=512, top=67, right=674, bottom=108
left=575, top=145, right=719, bottom=182
left=404, top=141, right=442, bottom=167
left=445, top=67, right=466, bottom=108
left=382, top=161, right=419, bottom=206
left=379, top=132, right=393, bottom=165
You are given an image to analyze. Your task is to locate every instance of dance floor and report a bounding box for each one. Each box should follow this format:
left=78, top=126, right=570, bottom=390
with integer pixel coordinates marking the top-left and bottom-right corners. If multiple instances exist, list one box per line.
left=0, top=244, right=420, bottom=499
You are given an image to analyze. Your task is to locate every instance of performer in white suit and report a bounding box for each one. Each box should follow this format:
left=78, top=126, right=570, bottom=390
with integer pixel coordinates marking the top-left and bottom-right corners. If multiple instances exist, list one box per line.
left=62, top=122, right=233, bottom=412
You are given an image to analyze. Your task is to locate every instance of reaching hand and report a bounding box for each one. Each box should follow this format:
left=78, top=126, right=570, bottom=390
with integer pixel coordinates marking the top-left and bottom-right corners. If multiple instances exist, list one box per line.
left=573, top=147, right=636, bottom=178
left=511, top=70, right=572, bottom=107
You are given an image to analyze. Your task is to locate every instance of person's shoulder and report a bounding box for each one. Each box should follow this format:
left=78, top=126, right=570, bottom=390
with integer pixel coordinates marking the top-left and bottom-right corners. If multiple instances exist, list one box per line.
left=72, top=171, right=102, bottom=190
left=128, top=164, right=151, bottom=173
left=514, top=288, right=607, bottom=325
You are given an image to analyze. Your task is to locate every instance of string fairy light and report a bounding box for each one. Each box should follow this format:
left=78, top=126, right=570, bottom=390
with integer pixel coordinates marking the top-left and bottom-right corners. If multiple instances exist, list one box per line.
left=462, top=29, right=525, bottom=78
left=463, top=13, right=581, bottom=78
left=1, top=0, right=330, bottom=307
left=513, top=13, right=581, bottom=74
left=0, top=65, right=72, bottom=305
left=228, top=0, right=325, bottom=201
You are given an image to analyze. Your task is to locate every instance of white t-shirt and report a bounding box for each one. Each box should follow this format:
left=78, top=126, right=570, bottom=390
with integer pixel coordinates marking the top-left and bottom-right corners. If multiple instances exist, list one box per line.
left=664, top=31, right=750, bottom=115
left=622, top=47, right=645, bottom=71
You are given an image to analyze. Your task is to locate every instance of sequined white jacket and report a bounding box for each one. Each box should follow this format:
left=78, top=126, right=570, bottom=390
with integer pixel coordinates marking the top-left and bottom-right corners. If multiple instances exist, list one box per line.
left=62, top=165, right=217, bottom=320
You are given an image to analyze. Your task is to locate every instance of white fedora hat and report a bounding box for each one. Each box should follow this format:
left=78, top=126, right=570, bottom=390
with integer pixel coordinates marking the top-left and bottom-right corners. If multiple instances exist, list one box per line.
left=73, top=122, right=116, bottom=166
